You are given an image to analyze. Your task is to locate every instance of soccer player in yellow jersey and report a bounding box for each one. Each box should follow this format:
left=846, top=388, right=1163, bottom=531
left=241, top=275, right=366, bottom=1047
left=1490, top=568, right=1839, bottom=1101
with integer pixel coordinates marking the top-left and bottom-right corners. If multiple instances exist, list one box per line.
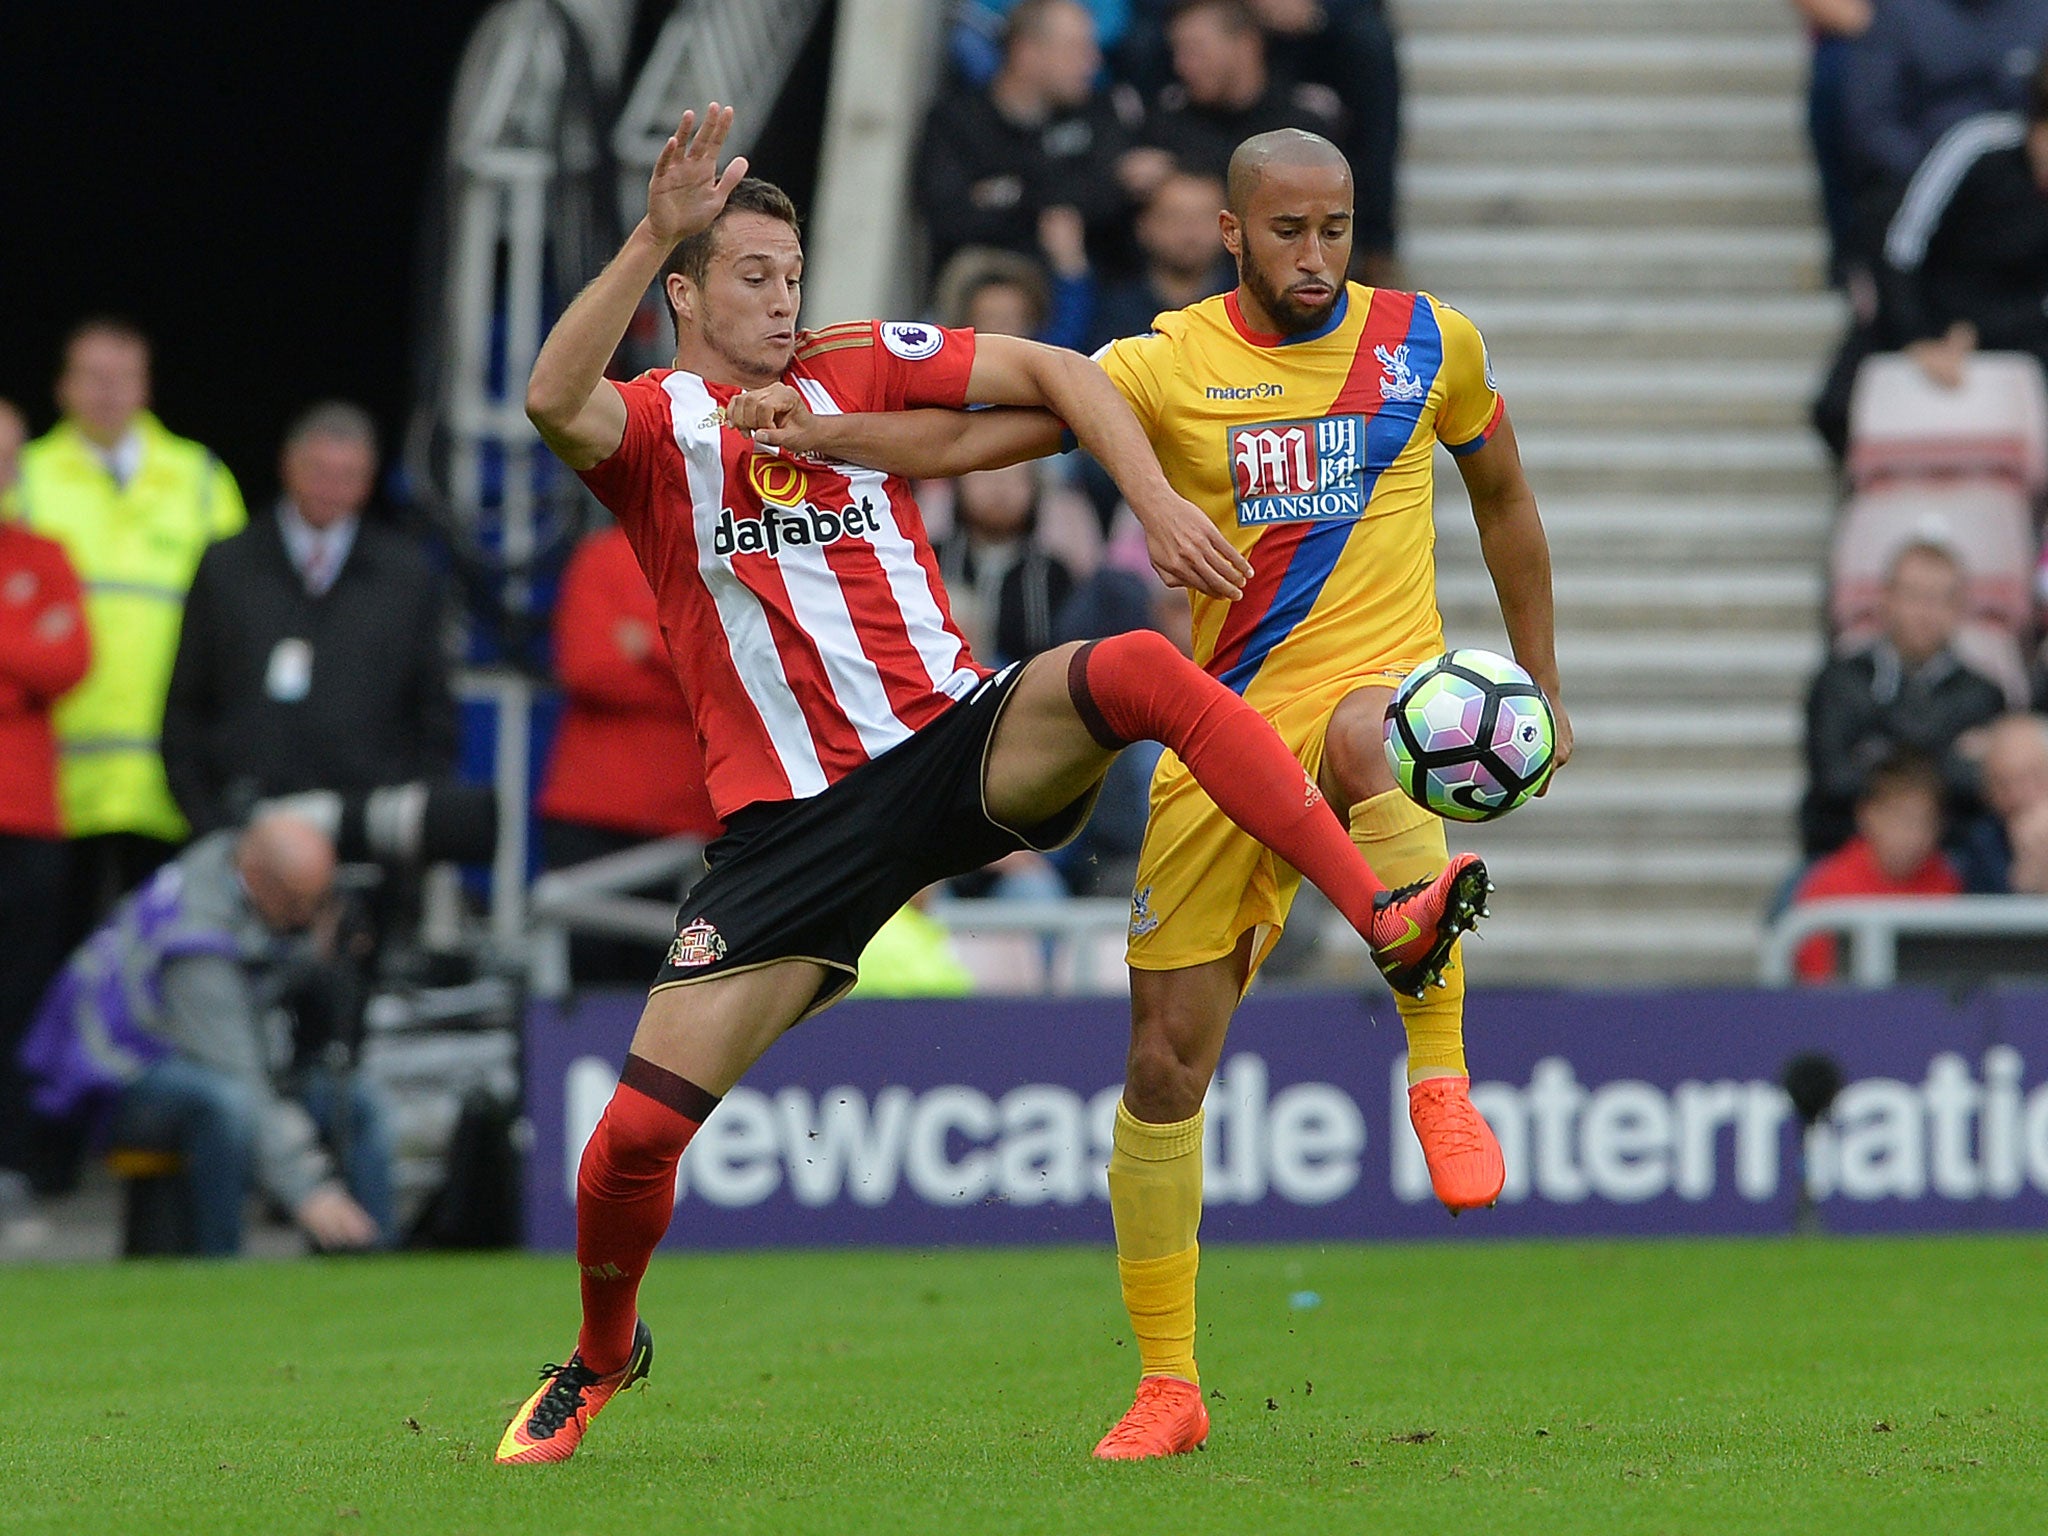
left=738, top=128, right=1572, bottom=1461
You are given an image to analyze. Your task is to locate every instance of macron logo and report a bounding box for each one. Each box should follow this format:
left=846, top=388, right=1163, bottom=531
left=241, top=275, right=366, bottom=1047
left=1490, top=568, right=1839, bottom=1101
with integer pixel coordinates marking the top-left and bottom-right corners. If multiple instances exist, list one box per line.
left=1206, top=383, right=1285, bottom=401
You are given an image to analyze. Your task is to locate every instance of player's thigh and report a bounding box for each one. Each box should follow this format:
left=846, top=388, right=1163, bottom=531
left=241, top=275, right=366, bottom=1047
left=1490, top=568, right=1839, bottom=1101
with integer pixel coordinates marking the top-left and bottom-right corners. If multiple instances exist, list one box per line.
left=982, top=641, right=1118, bottom=829
left=1319, top=683, right=1400, bottom=809
left=629, top=959, right=829, bottom=1095
left=1124, top=933, right=1256, bottom=1122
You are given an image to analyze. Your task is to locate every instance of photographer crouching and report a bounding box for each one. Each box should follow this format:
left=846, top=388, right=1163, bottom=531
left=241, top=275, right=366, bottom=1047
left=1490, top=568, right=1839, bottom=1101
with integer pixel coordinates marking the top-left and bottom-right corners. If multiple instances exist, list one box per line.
left=21, top=811, right=391, bottom=1255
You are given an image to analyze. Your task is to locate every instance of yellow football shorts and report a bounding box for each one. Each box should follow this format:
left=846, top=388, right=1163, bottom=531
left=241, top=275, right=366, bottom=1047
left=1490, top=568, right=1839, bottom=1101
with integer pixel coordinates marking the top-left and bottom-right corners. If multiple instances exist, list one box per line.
left=1125, top=667, right=1416, bottom=982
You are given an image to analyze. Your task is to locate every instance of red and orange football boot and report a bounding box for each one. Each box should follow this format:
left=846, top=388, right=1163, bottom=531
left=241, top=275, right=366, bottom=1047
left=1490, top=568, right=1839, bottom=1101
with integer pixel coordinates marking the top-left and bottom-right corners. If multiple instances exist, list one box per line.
left=1092, top=1376, right=1211, bottom=1460
left=1408, top=1075, right=1506, bottom=1213
left=496, top=1319, right=653, bottom=1465
left=1368, top=854, right=1491, bottom=998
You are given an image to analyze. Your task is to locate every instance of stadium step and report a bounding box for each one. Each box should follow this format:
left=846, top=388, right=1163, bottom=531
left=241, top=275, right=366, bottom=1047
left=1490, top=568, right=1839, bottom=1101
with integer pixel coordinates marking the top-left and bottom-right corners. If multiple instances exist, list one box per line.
left=1461, top=767, right=1801, bottom=847
left=1444, top=294, right=1847, bottom=364
left=1405, top=227, right=1826, bottom=296
left=1405, top=97, right=1807, bottom=169
left=1557, top=701, right=1804, bottom=772
left=1514, top=429, right=1834, bottom=498
left=1437, top=565, right=1823, bottom=633
left=1403, top=163, right=1821, bottom=232
left=1403, top=34, right=1805, bottom=97
left=1398, top=0, right=1801, bottom=41
left=1493, top=359, right=1823, bottom=431
left=1435, top=495, right=1834, bottom=566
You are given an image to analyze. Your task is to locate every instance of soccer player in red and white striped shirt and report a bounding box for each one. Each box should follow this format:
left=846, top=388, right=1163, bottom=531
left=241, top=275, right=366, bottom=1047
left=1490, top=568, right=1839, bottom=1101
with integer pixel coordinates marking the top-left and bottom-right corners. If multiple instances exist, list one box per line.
left=496, top=104, right=1492, bottom=1465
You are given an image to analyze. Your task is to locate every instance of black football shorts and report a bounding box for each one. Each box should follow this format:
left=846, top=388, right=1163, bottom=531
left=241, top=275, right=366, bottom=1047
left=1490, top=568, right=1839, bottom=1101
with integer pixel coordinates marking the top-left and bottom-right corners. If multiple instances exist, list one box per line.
left=651, top=661, right=1097, bottom=1018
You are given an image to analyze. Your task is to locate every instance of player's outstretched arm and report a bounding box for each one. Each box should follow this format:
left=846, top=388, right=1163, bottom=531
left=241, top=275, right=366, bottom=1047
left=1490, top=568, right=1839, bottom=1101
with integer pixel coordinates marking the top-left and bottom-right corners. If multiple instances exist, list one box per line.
left=527, top=104, right=747, bottom=469
left=964, top=335, right=1251, bottom=600
left=735, top=384, right=1068, bottom=477
left=742, top=339, right=1252, bottom=599
left=1456, top=412, right=1574, bottom=778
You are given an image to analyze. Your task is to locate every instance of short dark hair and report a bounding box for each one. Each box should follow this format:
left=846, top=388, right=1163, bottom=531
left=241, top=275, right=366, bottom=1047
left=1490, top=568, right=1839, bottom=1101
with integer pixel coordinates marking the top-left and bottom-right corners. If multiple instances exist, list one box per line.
left=1884, top=536, right=1962, bottom=585
left=1167, top=0, right=1257, bottom=34
left=1003, top=0, right=1077, bottom=56
left=284, top=399, right=379, bottom=459
left=1861, top=747, right=1944, bottom=809
left=62, top=315, right=150, bottom=365
left=2031, top=48, right=2048, bottom=123
left=930, top=246, right=1050, bottom=334
left=661, top=178, right=802, bottom=292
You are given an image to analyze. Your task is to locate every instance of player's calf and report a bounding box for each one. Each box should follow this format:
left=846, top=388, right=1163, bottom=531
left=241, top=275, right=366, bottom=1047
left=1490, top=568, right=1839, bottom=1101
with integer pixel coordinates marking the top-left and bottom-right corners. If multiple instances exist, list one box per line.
left=1059, top=632, right=1397, bottom=934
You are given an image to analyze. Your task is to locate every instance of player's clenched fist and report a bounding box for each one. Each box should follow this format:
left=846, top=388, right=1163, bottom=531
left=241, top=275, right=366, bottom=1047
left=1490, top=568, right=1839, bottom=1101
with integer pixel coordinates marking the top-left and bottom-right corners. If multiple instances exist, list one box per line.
left=728, top=382, right=815, bottom=445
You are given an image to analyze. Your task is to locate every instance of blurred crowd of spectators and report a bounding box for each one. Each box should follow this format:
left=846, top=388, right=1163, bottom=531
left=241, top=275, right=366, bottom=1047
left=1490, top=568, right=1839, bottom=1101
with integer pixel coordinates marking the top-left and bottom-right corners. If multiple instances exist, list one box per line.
left=918, top=0, right=1400, bottom=359
left=1802, top=0, right=2048, bottom=453
left=1782, top=1, right=2048, bottom=977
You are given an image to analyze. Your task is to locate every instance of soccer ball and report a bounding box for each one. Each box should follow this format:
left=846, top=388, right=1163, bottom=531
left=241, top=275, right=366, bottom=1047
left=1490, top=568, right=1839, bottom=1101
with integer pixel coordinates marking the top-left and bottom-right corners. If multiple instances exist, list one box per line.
left=1382, top=649, right=1556, bottom=823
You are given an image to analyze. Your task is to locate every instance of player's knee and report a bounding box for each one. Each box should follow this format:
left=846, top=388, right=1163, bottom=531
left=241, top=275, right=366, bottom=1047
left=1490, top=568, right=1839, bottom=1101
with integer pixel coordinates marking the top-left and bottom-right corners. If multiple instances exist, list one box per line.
left=1124, top=1033, right=1213, bottom=1123
left=1322, top=689, right=1400, bottom=806
left=1094, top=628, right=1185, bottom=676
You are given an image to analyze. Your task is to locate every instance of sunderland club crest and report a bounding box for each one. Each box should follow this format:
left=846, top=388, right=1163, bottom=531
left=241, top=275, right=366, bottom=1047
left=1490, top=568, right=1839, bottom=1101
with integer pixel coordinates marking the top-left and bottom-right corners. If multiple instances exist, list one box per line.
left=667, top=918, right=728, bottom=969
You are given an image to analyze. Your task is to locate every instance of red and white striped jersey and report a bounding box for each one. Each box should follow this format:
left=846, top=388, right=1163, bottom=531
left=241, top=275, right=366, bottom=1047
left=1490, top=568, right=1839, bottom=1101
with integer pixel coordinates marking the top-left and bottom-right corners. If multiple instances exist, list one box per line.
left=575, top=319, right=988, bottom=821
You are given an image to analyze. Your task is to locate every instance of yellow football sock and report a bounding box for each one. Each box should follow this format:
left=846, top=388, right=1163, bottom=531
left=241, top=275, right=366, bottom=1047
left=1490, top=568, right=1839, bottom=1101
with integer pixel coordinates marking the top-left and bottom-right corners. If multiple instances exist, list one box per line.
left=1351, top=788, right=1467, bottom=1081
left=1107, top=1101, right=1204, bottom=1384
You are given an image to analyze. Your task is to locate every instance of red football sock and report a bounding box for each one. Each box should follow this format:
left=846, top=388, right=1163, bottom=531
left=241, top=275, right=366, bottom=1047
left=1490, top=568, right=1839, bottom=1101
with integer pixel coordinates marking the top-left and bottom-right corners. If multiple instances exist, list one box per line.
left=1069, top=632, right=1386, bottom=934
left=574, top=1055, right=717, bottom=1374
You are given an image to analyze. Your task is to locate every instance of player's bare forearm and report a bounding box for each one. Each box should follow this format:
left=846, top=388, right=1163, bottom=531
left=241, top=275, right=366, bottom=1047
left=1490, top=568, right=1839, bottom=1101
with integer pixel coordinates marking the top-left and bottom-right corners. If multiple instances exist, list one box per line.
left=962, top=335, right=1250, bottom=598
left=786, top=405, right=1066, bottom=478
left=528, top=104, right=747, bottom=468
left=1457, top=419, right=1560, bottom=692
left=1459, top=415, right=1572, bottom=772
left=1475, top=496, right=1559, bottom=693
left=979, top=341, right=1178, bottom=516
left=525, top=223, right=670, bottom=465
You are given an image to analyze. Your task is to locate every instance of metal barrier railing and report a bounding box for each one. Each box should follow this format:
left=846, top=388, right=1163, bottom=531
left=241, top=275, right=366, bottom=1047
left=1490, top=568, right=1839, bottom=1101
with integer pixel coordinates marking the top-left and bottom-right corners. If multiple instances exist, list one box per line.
left=528, top=836, right=706, bottom=997
left=525, top=843, right=1131, bottom=998
left=1757, top=896, right=2048, bottom=986
left=927, top=896, right=1131, bottom=996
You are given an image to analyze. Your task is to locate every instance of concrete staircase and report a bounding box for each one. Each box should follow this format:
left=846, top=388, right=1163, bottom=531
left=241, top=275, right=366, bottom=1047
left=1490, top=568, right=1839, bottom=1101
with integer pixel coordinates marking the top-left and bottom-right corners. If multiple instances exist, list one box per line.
left=1392, top=0, right=1843, bottom=984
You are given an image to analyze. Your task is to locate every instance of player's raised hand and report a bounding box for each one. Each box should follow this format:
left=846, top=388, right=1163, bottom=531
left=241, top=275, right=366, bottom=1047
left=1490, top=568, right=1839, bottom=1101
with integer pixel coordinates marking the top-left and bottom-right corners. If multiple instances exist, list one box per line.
left=647, top=103, right=749, bottom=247
left=729, top=382, right=818, bottom=448
left=1138, top=494, right=1253, bottom=601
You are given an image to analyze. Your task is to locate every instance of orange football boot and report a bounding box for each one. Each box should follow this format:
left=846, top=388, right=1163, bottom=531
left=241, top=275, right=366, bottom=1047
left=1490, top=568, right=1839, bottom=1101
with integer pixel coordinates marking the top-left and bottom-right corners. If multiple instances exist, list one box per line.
left=1368, top=854, right=1490, bottom=998
left=496, top=1319, right=653, bottom=1465
left=1093, top=1376, right=1211, bottom=1460
left=1408, top=1075, right=1505, bottom=1212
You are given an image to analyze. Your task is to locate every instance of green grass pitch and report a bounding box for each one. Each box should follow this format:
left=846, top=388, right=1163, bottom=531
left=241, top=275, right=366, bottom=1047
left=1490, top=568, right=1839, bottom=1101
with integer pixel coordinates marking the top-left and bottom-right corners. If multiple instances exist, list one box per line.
left=12, top=1235, right=2048, bottom=1535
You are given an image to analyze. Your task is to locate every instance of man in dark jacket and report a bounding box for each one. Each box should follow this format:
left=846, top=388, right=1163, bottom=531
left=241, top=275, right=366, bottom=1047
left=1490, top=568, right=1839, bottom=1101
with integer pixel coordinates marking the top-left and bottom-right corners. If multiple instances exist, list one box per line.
left=1875, top=82, right=2048, bottom=386
left=162, top=401, right=457, bottom=836
left=1813, top=54, right=2048, bottom=453
left=915, top=0, right=1149, bottom=277
left=1844, top=0, right=2048, bottom=194
left=1140, top=0, right=1342, bottom=198
left=1801, top=538, right=2006, bottom=855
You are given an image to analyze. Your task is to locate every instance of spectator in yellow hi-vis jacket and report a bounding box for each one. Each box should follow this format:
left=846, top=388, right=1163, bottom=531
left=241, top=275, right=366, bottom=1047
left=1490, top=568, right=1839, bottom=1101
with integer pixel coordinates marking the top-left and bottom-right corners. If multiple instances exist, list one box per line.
left=14, top=318, right=245, bottom=949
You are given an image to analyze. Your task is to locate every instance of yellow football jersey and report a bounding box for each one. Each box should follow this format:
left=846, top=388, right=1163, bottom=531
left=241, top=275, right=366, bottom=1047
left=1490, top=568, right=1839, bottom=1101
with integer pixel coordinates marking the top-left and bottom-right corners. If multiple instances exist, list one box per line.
left=1096, top=283, right=1503, bottom=713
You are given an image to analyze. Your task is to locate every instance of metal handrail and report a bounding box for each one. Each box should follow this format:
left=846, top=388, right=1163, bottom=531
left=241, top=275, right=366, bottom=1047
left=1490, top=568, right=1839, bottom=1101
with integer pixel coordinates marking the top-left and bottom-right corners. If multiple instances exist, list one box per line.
left=1757, top=895, right=2048, bottom=986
